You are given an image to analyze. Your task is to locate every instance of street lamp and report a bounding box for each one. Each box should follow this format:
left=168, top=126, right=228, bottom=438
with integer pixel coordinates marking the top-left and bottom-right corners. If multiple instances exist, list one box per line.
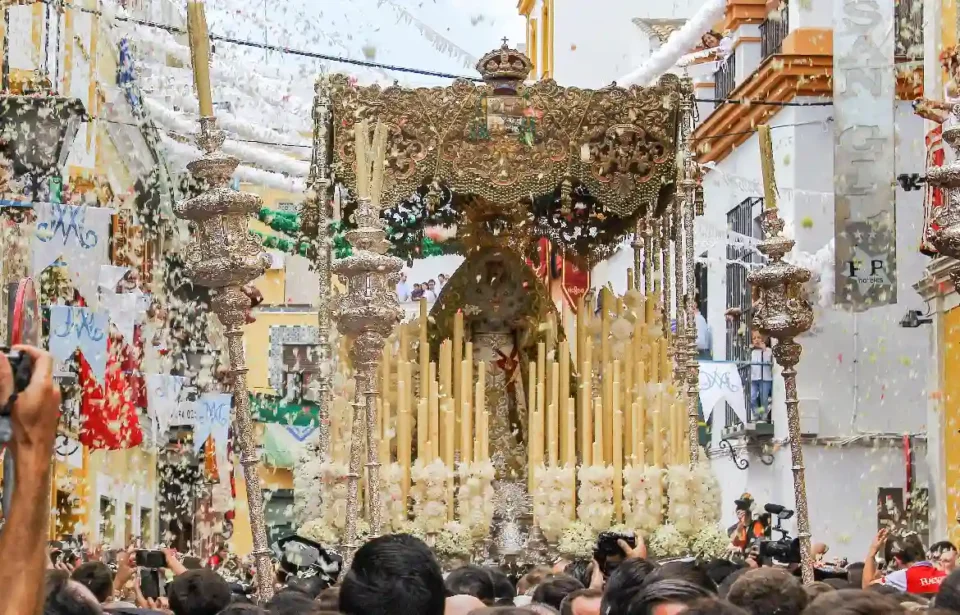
left=0, top=95, right=86, bottom=199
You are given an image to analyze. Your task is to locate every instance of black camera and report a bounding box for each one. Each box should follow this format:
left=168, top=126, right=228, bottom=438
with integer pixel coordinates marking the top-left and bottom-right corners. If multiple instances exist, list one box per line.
left=757, top=503, right=801, bottom=564
left=594, top=531, right=636, bottom=576
left=1, top=348, right=33, bottom=520
left=0, top=348, right=33, bottom=416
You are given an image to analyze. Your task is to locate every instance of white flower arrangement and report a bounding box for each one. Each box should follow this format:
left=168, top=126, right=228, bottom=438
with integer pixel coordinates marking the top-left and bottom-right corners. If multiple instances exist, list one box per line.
left=456, top=462, right=496, bottom=540
left=691, top=462, right=722, bottom=525
left=297, top=461, right=350, bottom=544
left=533, top=464, right=577, bottom=543
left=689, top=524, right=729, bottom=559
left=381, top=462, right=407, bottom=532
left=623, top=465, right=664, bottom=535
left=577, top=464, right=615, bottom=532
left=410, top=458, right=454, bottom=534
left=649, top=523, right=688, bottom=558
left=666, top=464, right=697, bottom=536
left=433, top=521, right=475, bottom=556
left=293, top=453, right=323, bottom=525
left=557, top=521, right=597, bottom=559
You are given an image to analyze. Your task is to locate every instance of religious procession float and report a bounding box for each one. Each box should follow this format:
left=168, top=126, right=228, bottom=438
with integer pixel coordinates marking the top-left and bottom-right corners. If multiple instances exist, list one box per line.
left=285, top=42, right=727, bottom=569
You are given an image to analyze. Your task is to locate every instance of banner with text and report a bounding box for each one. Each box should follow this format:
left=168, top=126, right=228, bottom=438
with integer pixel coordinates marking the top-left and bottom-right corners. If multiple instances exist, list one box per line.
left=833, top=0, right=897, bottom=309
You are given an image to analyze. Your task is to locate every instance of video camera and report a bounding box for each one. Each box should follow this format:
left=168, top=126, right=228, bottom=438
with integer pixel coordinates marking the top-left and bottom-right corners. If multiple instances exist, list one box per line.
left=757, top=503, right=801, bottom=564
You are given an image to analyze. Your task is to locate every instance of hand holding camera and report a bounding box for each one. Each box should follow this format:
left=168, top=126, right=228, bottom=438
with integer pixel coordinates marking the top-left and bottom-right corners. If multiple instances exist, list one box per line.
left=0, top=346, right=61, bottom=461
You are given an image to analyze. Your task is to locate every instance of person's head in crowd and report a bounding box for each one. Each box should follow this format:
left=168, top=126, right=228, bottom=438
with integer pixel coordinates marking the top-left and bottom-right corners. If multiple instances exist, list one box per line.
left=802, top=588, right=906, bottom=615
left=932, top=541, right=959, bottom=573
left=600, top=558, right=658, bottom=615
left=339, top=534, right=445, bottom=615
left=846, top=562, right=866, bottom=589
left=284, top=575, right=329, bottom=599
left=562, top=559, right=593, bottom=589
left=559, top=588, right=602, bottom=615
left=44, top=570, right=102, bottom=615
left=428, top=279, right=436, bottom=290
left=216, top=605, right=267, bottom=615
left=526, top=605, right=560, bottom=615
left=438, top=274, right=447, bottom=286
left=704, top=559, right=743, bottom=588
left=518, top=566, right=554, bottom=596
left=727, top=567, right=808, bottom=615
left=445, top=594, right=486, bottom=615
left=621, top=578, right=713, bottom=615
left=681, top=597, right=750, bottom=615
left=531, top=574, right=584, bottom=611
left=265, top=589, right=323, bottom=615
left=469, top=608, right=540, bottom=615
left=935, top=568, right=960, bottom=611
left=71, top=562, right=114, bottom=604
left=717, top=568, right=749, bottom=598
left=812, top=543, right=829, bottom=561
left=485, top=567, right=516, bottom=606
left=315, top=586, right=340, bottom=611
left=822, top=578, right=852, bottom=591
left=804, top=581, right=836, bottom=602
left=887, top=533, right=927, bottom=569
left=642, top=560, right=718, bottom=593
left=166, top=569, right=233, bottom=615
left=446, top=565, right=496, bottom=604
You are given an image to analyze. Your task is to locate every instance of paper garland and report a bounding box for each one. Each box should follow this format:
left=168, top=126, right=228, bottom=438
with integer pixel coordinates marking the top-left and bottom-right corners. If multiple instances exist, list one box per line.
left=698, top=361, right=748, bottom=425
left=48, top=306, right=109, bottom=384
left=145, top=374, right=187, bottom=439
left=32, top=203, right=114, bottom=307
left=194, top=393, right=233, bottom=488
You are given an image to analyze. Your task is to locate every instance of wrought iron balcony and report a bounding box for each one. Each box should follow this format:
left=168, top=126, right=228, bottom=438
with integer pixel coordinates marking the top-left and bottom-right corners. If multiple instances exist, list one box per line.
left=895, top=0, right=923, bottom=60
left=714, top=53, right=737, bottom=105
left=760, top=7, right=789, bottom=61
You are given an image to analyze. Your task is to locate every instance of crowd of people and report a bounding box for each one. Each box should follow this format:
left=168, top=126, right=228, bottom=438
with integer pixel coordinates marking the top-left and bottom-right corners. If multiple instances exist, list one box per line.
left=5, top=346, right=960, bottom=615
left=396, top=273, right=447, bottom=302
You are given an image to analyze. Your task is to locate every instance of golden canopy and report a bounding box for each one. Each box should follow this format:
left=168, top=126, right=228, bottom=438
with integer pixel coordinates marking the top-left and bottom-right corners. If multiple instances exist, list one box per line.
left=327, top=43, right=686, bottom=223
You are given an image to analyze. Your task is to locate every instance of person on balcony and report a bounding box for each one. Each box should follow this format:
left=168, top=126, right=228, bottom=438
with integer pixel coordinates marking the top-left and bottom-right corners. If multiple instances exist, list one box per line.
left=750, top=331, right=773, bottom=422
left=396, top=272, right=411, bottom=302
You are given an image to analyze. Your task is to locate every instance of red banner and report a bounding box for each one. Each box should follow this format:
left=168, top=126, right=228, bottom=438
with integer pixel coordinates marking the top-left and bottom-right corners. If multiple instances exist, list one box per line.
left=560, top=254, right=590, bottom=314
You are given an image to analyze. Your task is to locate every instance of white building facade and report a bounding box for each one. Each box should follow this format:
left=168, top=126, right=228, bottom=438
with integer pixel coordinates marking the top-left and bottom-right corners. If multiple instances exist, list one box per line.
left=692, top=0, right=931, bottom=558
left=522, top=0, right=938, bottom=558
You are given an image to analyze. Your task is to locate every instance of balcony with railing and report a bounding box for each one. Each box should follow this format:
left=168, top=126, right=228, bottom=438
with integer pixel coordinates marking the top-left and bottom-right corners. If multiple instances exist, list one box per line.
left=895, top=0, right=923, bottom=61
left=714, top=53, right=737, bottom=105
left=760, top=6, right=789, bottom=62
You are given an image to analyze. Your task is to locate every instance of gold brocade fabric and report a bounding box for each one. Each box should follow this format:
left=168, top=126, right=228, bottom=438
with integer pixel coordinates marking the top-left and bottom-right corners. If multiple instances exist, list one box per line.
left=328, top=73, right=683, bottom=220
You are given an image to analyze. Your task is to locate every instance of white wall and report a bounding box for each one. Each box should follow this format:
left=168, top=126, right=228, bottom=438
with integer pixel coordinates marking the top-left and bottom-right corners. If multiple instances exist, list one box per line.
left=552, top=0, right=643, bottom=88
left=701, top=102, right=929, bottom=440
left=712, top=441, right=931, bottom=560
left=701, top=96, right=931, bottom=549
left=551, top=0, right=712, bottom=88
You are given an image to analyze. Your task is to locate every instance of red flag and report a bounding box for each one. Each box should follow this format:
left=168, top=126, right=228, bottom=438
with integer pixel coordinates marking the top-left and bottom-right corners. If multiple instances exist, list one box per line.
left=78, top=329, right=144, bottom=450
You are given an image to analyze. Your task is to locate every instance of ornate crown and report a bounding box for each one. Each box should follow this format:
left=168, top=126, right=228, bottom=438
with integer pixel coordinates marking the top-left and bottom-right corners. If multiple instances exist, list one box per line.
left=476, top=40, right=533, bottom=91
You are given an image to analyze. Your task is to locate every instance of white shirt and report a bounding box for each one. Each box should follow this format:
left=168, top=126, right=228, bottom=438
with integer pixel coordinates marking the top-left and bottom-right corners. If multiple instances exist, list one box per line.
left=695, top=311, right=711, bottom=351
left=751, top=347, right=773, bottom=381
left=396, top=281, right=410, bottom=301
left=424, top=289, right=438, bottom=302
